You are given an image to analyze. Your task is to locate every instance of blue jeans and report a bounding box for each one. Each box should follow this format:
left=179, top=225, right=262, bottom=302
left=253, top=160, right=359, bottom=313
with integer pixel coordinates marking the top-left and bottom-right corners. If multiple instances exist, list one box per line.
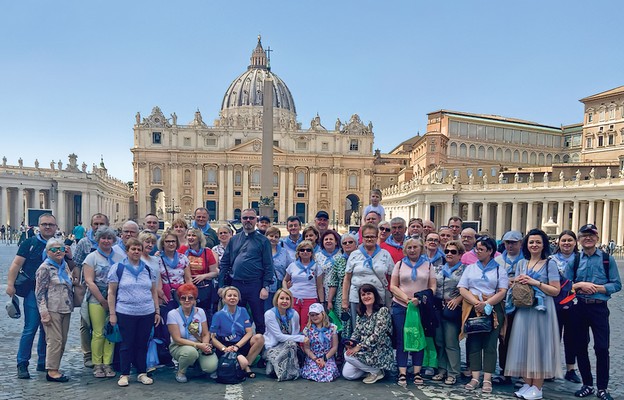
left=17, top=291, right=46, bottom=367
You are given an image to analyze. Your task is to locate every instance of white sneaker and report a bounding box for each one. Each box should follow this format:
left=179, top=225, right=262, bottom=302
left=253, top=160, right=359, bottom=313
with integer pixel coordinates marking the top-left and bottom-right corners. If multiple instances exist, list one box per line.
left=514, top=383, right=530, bottom=398
left=522, top=385, right=543, bottom=400
left=363, top=371, right=385, bottom=384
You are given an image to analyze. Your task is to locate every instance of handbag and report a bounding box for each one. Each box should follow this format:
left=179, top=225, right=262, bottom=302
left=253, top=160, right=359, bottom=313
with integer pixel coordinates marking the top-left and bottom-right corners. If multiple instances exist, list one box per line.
left=72, top=267, right=86, bottom=308
left=511, top=261, right=536, bottom=309
left=463, top=314, right=493, bottom=334
left=104, top=319, right=123, bottom=343
left=14, top=269, right=34, bottom=297
left=403, top=302, right=426, bottom=351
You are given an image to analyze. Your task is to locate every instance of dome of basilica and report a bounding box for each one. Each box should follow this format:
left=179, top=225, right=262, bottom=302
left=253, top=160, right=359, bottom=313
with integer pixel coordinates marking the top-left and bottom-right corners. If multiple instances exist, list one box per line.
left=220, top=36, right=296, bottom=118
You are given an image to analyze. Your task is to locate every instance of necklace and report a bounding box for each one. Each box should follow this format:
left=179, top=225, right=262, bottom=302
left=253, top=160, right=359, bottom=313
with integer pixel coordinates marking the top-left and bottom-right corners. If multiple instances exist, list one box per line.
left=528, top=258, right=543, bottom=271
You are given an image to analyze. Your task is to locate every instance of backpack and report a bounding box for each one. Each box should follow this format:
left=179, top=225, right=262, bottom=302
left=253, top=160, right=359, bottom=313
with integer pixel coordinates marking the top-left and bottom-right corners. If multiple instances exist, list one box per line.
left=216, top=352, right=246, bottom=384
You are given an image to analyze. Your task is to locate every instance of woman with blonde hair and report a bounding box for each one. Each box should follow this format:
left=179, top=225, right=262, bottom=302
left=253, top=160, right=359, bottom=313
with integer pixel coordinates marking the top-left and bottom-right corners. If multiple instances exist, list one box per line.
left=172, top=218, right=189, bottom=250
left=263, top=288, right=305, bottom=381
left=300, top=303, right=340, bottom=382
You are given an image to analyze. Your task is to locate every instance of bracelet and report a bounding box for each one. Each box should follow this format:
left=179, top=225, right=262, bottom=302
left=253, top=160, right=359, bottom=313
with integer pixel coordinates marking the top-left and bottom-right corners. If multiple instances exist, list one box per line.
left=538, top=282, right=542, bottom=288
left=221, top=346, right=226, bottom=351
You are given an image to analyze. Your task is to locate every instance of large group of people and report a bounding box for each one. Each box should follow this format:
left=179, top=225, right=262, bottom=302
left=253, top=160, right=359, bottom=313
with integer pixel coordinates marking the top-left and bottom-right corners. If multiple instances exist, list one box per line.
left=4, top=189, right=622, bottom=399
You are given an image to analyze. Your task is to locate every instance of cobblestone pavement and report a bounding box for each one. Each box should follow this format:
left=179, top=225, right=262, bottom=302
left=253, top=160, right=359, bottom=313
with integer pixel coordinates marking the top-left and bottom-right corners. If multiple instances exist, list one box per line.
left=1, top=243, right=622, bottom=399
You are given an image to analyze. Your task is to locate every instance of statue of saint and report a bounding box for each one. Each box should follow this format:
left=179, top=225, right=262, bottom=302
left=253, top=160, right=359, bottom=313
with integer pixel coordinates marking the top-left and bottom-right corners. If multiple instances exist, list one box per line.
left=18, top=158, right=23, bottom=168
left=576, top=169, right=581, bottom=181
left=543, top=172, right=549, bottom=183
left=335, top=118, right=341, bottom=131
left=2, top=156, right=6, bottom=167
left=559, top=171, right=565, bottom=181
left=498, top=172, right=504, bottom=184
left=606, top=166, right=611, bottom=178
left=528, top=172, right=534, bottom=184
left=58, top=160, right=63, bottom=170
left=171, top=112, right=177, bottom=125
left=589, top=167, right=595, bottom=180
left=34, top=159, right=39, bottom=169
left=514, top=172, right=520, bottom=183
left=82, top=162, right=87, bottom=172
left=468, top=172, right=474, bottom=185
left=135, top=112, right=141, bottom=125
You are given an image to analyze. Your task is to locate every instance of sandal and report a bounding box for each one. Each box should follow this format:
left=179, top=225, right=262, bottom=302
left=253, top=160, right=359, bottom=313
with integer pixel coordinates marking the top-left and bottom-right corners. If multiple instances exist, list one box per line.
left=482, top=380, right=492, bottom=394
left=432, top=372, right=446, bottom=381
left=465, top=378, right=480, bottom=390
left=574, top=385, right=595, bottom=398
left=413, top=373, right=424, bottom=386
left=117, top=375, right=129, bottom=387
left=444, top=375, right=457, bottom=385
left=245, top=370, right=256, bottom=379
left=93, top=365, right=105, bottom=378
left=103, top=365, right=116, bottom=378
left=137, top=373, right=153, bottom=385
left=397, top=373, right=407, bottom=387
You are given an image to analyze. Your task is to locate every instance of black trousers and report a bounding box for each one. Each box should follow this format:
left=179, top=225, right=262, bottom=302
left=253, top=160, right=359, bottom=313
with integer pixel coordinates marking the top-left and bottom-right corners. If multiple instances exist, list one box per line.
left=556, top=306, right=576, bottom=366
left=571, top=301, right=610, bottom=390
left=117, top=312, right=154, bottom=375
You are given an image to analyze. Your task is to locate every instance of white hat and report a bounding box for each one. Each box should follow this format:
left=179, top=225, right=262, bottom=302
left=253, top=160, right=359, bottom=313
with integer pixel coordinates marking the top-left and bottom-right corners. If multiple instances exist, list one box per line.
left=308, top=303, right=324, bottom=314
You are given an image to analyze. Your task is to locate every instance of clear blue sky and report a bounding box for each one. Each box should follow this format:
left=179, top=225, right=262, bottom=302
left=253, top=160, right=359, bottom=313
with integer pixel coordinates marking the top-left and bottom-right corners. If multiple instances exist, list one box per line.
left=1, top=1, right=622, bottom=182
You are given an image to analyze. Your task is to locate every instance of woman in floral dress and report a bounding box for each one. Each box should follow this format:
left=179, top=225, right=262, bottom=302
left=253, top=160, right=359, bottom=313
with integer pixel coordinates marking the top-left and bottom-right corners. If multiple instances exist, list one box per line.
left=301, top=303, right=340, bottom=382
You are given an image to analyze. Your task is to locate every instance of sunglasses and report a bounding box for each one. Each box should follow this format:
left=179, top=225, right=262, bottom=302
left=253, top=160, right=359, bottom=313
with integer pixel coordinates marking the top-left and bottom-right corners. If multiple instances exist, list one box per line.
left=444, top=249, right=459, bottom=255
left=379, top=227, right=391, bottom=232
left=48, top=247, right=65, bottom=253
left=241, top=216, right=256, bottom=220
left=180, top=296, right=195, bottom=302
left=342, top=240, right=355, bottom=245
left=299, top=248, right=312, bottom=253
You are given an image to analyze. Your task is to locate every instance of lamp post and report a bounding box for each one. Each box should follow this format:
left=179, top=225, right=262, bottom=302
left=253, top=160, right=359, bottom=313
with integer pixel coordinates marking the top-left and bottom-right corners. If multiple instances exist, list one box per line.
left=165, top=198, right=181, bottom=223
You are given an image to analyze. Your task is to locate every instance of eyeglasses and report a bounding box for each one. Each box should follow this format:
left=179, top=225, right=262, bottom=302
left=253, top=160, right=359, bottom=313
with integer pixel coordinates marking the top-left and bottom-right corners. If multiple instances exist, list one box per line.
left=180, top=296, right=195, bottom=302
left=299, top=248, right=313, bottom=253
left=426, top=238, right=440, bottom=243
left=241, top=216, right=256, bottom=220
left=164, top=240, right=177, bottom=244
left=342, top=240, right=355, bottom=245
left=40, top=223, right=57, bottom=228
left=48, top=247, right=65, bottom=253
left=363, top=235, right=376, bottom=239
left=379, top=227, right=391, bottom=232
left=444, top=249, right=459, bottom=255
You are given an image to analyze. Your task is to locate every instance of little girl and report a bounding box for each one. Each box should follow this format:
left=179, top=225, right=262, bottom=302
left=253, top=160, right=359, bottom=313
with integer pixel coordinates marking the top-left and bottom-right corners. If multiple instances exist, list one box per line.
left=300, top=303, right=340, bottom=382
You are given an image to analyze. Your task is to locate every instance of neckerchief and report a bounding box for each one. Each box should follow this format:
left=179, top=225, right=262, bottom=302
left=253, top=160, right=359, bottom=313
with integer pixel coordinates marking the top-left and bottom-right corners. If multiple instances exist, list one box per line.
left=221, top=305, right=243, bottom=338
left=555, top=252, right=575, bottom=265
left=120, top=258, right=146, bottom=280
left=312, top=324, right=331, bottom=347
left=116, top=240, right=127, bottom=254
left=313, top=244, right=320, bottom=253
left=296, top=260, right=316, bottom=277
left=86, top=229, right=98, bottom=250
left=46, top=257, right=72, bottom=285
left=320, top=247, right=340, bottom=265
left=36, top=234, right=49, bottom=261
left=358, top=244, right=381, bottom=269
left=476, top=259, right=499, bottom=281
left=501, top=251, right=523, bottom=274
left=97, top=248, right=115, bottom=267
left=185, top=246, right=204, bottom=258
left=442, top=261, right=462, bottom=278
left=191, top=220, right=212, bottom=235
left=526, top=259, right=548, bottom=279
left=272, top=307, right=294, bottom=335
left=161, top=252, right=180, bottom=270
left=177, top=306, right=196, bottom=339
left=385, top=235, right=405, bottom=250
left=281, top=234, right=302, bottom=252
left=272, top=245, right=283, bottom=260
left=427, top=248, right=445, bottom=265
left=402, top=255, right=428, bottom=281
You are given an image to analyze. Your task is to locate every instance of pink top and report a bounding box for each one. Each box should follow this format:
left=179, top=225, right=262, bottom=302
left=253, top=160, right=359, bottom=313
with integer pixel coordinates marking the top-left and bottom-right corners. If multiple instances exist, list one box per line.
left=391, top=259, right=435, bottom=307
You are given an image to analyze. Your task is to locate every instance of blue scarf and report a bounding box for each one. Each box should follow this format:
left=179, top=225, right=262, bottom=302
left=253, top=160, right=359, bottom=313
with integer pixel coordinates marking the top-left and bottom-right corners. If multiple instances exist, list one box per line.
left=116, top=240, right=126, bottom=254
left=272, top=307, right=294, bottom=334
left=555, top=252, right=575, bottom=265
left=358, top=244, right=381, bottom=269
left=97, top=248, right=115, bottom=266
left=36, top=234, right=49, bottom=261
left=427, top=248, right=445, bottom=265
left=312, top=324, right=331, bottom=347
left=385, top=235, right=405, bottom=250
left=525, top=260, right=548, bottom=279
left=320, top=247, right=340, bottom=265
left=177, top=306, right=196, bottom=339
left=272, top=245, right=283, bottom=260
left=402, top=255, right=428, bottom=281
left=296, top=260, right=316, bottom=277
left=281, top=234, right=302, bottom=252
left=501, top=251, right=523, bottom=274
left=442, top=261, right=462, bottom=278
left=120, top=258, right=147, bottom=280
left=185, top=246, right=204, bottom=258
left=86, top=229, right=98, bottom=250
left=191, top=220, right=212, bottom=235
left=221, top=305, right=244, bottom=338
left=476, top=259, right=499, bottom=281
left=46, top=257, right=72, bottom=285
left=313, top=244, right=320, bottom=253
left=161, top=252, right=180, bottom=270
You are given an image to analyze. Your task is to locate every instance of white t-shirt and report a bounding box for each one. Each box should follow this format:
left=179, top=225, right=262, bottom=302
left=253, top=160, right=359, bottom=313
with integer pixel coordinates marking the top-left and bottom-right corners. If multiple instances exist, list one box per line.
left=286, top=261, right=323, bottom=299
left=167, top=307, right=206, bottom=342
left=363, top=204, right=385, bottom=219
left=345, top=247, right=394, bottom=303
left=457, top=263, right=509, bottom=297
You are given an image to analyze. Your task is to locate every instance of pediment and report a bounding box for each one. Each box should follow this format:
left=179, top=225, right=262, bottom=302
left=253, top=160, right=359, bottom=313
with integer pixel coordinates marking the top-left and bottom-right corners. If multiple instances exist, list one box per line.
left=227, top=138, right=286, bottom=154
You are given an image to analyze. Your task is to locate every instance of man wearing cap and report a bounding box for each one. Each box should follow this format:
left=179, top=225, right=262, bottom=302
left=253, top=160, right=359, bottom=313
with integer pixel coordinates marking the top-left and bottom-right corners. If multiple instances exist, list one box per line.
left=314, top=211, right=330, bottom=237
left=256, top=216, right=271, bottom=235
left=565, top=224, right=621, bottom=400
left=380, top=217, right=407, bottom=263
left=493, top=230, right=524, bottom=385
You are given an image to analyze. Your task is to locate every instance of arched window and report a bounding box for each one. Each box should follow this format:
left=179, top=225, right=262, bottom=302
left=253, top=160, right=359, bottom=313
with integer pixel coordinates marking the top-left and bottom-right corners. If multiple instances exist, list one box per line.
left=235, top=171, right=242, bottom=186
left=538, top=153, right=545, bottom=164
left=478, top=146, right=485, bottom=159
left=513, top=150, right=520, bottom=162
left=297, top=171, right=306, bottom=187
left=251, top=170, right=260, bottom=186
left=530, top=152, right=537, bottom=164
left=522, top=151, right=528, bottom=164
left=546, top=154, right=553, bottom=165
left=504, top=149, right=511, bottom=162
left=459, top=143, right=467, bottom=157
left=495, top=148, right=503, bottom=161
left=206, top=168, right=217, bottom=184
left=554, top=154, right=561, bottom=163
left=183, top=169, right=191, bottom=185
left=348, top=173, right=358, bottom=189
left=486, top=147, right=494, bottom=160
left=320, top=173, right=328, bottom=188
left=469, top=145, right=477, bottom=158
left=273, top=172, right=279, bottom=188
left=152, top=167, right=162, bottom=184
left=449, top=142, right=457, bottom=157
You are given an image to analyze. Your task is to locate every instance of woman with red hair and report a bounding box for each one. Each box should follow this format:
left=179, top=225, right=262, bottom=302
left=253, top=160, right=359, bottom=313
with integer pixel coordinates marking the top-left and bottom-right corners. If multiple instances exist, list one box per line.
left=167, top=283, right=217, bottom=383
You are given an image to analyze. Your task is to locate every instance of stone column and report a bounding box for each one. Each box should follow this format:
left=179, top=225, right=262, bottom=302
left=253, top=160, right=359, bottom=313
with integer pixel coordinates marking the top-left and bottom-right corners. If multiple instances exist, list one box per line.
left=170, top=162, right=179, bottom=209
left=556, top=201, right=564, bottom=234
left=540, top=201, right=548, bottom=228
left=511, top=201, right=519, bottom=231
left=496, top=202, right=504, bottom=238
left=445, top=201, right=453, bottom=223
left=279, top=167, right=286, bottom=222
left=587, top=200, right=595, bottom=225
left=524, top=201, right=535, bottom=234
left=226, top=165, right=234, bottom=219
left=17, top=187, right=24, bottom=225
left=331, top=168, right=341, bottom=224
left=601, top=200, right=611, bottom=241
left=422, top=200, right=429, bottom=220
left=309, top=167, right=317, bottom=219
left=579, top=202, right=588, bottom=227
left=617, top=200, right=624, bottom=245
left=218, top=165, right=226, bottom=220
left=466, top=201, right=474, bottom=221
left=481, top=202, right=490, bottom=233
left=242, top=165, right=249, bottom=211
left=57, top=190, right=65, bottom=230
left=195, top=163, right=203, bottom=209
left=89, top=191, right=98, bottom=222
left=0, top=186, right=7, bottom=225
left=137, top=162, right=148, bottom=221
left=571, top=200, right=580, bottom=233
left=287, top=168, right=295, bottom=217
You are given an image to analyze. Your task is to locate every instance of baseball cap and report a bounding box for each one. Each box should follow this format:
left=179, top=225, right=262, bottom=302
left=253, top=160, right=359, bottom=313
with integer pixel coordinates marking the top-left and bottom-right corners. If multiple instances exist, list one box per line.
left=6, top=295, right=20, bottom=319
left=579, top=224, right=598, bottom=235
left=315, top=211, right=329, bottom=219
left=309, top=303, right=324, bottom=314
left=258, top=216, right=271, bottom=223
left=502, top=231, right=523, bottom=242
